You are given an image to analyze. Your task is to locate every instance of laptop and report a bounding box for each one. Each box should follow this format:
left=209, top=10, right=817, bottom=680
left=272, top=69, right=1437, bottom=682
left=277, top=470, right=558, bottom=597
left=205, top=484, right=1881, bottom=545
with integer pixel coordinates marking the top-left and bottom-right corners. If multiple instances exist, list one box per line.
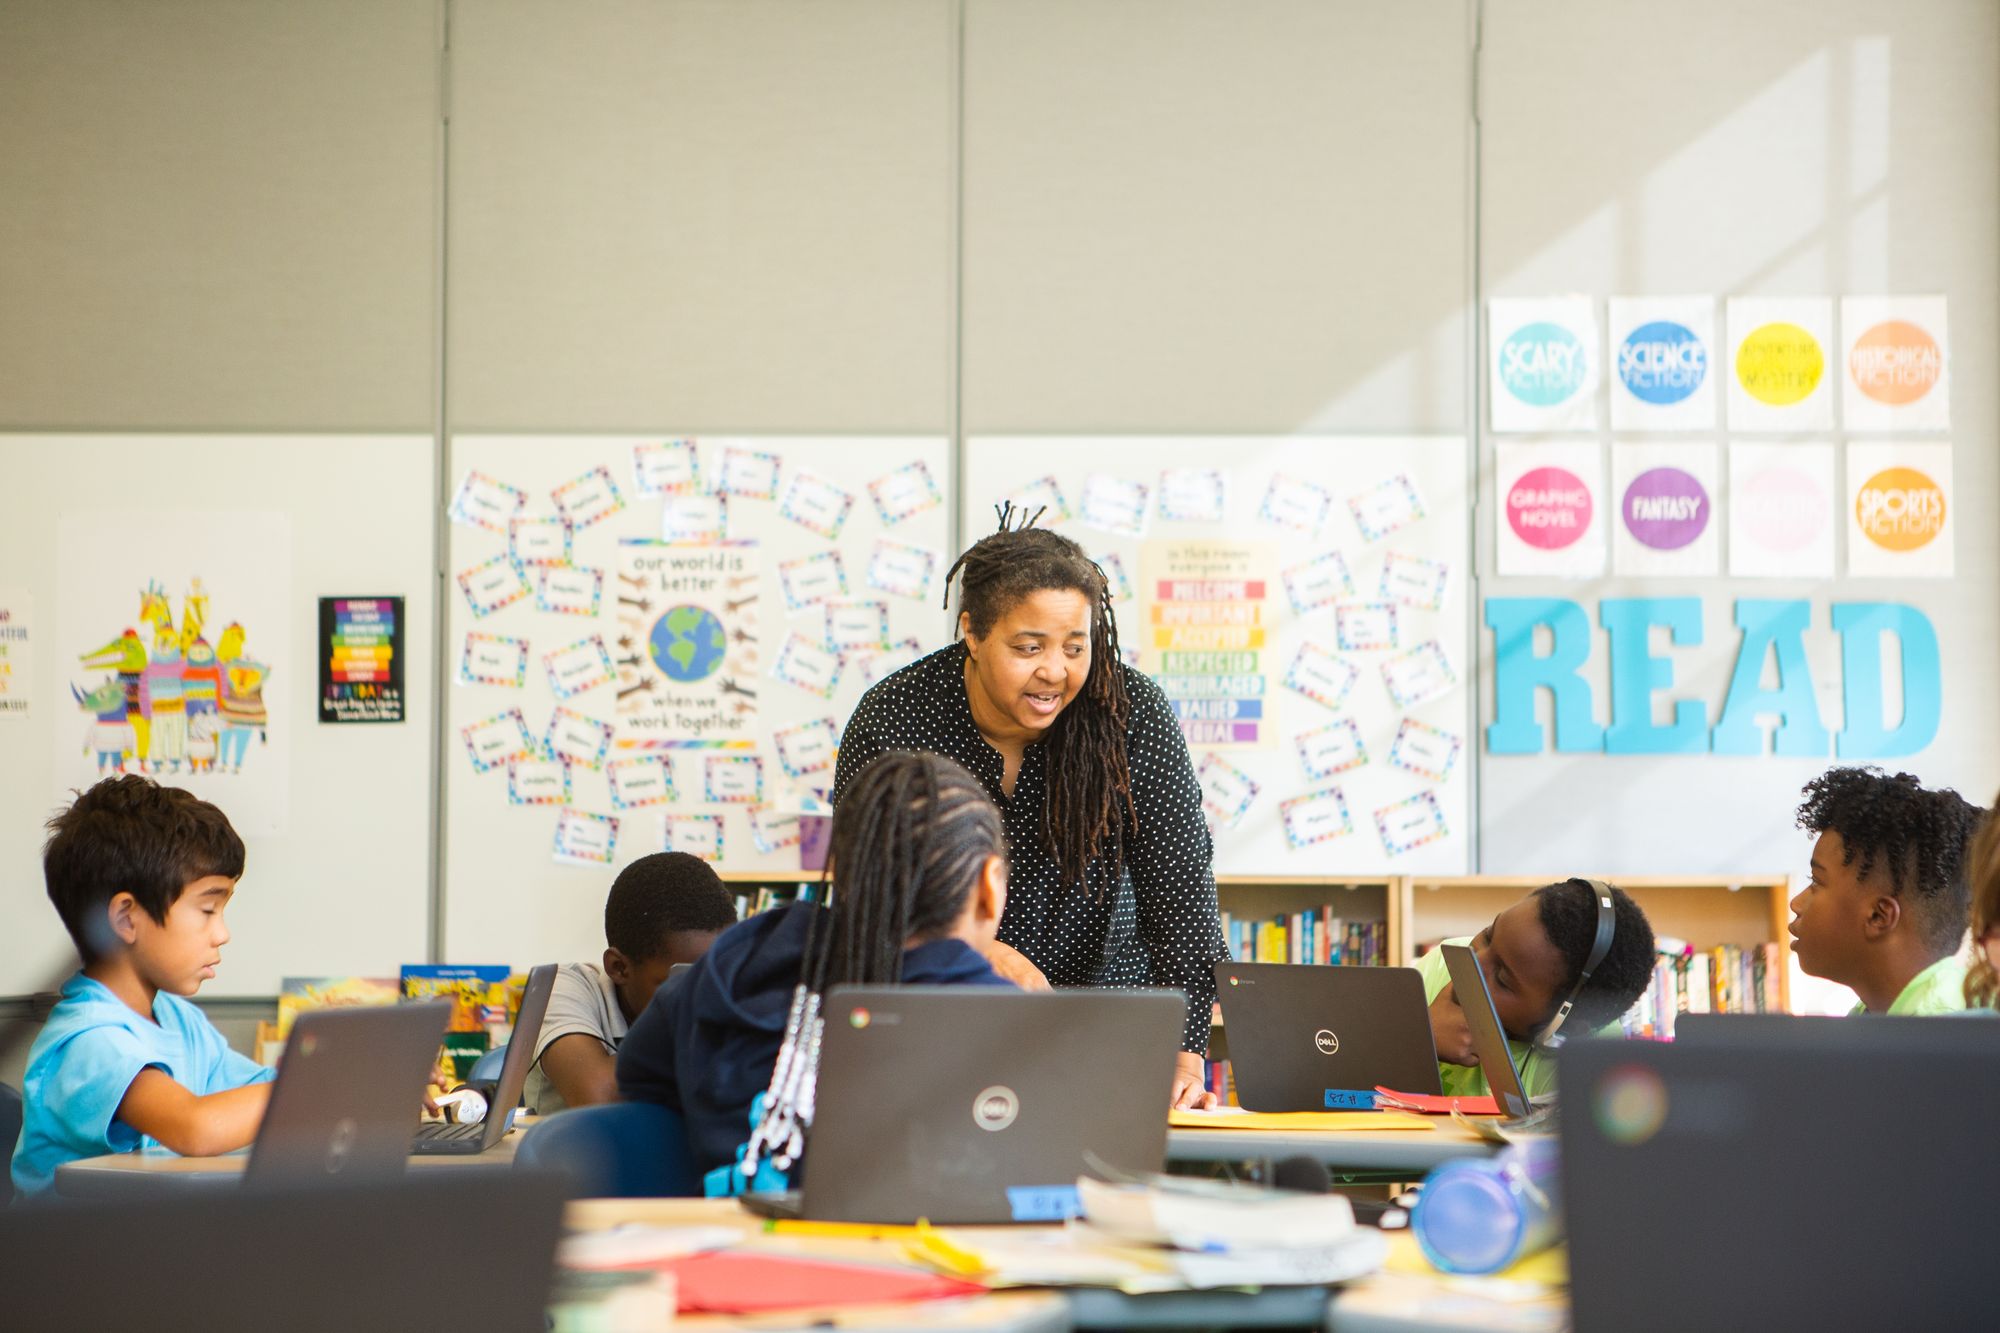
left=1560, top=1024, right=1997, bottom=1332
left=746, top=986, right=1185, bottom=1224
left=1, top=1172, right=571, bottom=1333
left=242, top=1001, right=451, bottom=1188
left=1438, top=943, right=1534, bottom=1119
left=1213, top=961, right=1442, bottom=1110
left=412, top=962, right=557, bottom=1155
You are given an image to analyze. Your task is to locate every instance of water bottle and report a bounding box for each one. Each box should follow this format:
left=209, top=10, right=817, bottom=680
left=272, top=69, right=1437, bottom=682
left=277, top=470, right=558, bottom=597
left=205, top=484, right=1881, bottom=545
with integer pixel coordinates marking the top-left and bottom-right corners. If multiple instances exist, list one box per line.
left=1410, top=1137, right=1561, bottom=1274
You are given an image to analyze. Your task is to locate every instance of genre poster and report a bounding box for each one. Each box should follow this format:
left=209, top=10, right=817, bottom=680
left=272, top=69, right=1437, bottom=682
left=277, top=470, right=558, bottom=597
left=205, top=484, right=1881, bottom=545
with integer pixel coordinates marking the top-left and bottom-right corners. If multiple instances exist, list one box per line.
left=1139, top=539, right=1278, bottom=749
left=317, top=597, right=405, bottom=724
left=56, top=512, right=292, bottom=836
left=613, top=540, right=760, bottom=751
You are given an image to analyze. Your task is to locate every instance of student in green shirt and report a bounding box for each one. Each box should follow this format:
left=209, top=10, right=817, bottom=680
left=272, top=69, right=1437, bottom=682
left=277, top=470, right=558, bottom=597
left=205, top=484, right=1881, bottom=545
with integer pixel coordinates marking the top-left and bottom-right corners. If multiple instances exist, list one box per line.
left=1416, top=879, right=1657, bottom=1100
left=1788, top=767, right=1985, bottom=1017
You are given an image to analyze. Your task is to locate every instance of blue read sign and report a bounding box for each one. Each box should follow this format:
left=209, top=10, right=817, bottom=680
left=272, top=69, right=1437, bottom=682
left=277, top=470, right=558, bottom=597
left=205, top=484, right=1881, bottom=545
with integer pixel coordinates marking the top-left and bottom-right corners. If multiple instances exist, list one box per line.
left=1486, top=597, right=1941, bottom=758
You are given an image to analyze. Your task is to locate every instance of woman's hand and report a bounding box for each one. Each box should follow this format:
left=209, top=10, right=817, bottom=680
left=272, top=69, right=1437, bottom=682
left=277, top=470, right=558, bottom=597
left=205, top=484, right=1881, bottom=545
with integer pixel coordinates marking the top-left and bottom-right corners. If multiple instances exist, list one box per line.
left=981, top=939, right=1052, bottom=991
left=1170, top=1051, right=1217, bottom=1110
left=1428, top=985, right=1480, bottom=1067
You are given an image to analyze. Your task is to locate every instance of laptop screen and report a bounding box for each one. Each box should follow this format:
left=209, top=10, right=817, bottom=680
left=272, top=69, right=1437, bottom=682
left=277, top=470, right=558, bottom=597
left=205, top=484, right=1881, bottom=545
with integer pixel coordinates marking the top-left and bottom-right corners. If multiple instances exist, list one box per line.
left=1439, top=943, right=1532, bottom=1119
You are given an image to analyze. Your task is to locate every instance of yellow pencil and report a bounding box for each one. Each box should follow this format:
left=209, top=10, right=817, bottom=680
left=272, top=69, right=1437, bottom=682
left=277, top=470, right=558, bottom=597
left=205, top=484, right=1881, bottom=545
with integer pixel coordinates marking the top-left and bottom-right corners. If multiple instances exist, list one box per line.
left=765, top=1218, right=927, bottom=1241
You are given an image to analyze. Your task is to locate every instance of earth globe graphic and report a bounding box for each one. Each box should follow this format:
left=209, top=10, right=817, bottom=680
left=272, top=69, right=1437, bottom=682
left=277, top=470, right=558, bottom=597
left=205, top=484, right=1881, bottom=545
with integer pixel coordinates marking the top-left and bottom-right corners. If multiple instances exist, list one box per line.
left=648, top=605, right=728, bottom=683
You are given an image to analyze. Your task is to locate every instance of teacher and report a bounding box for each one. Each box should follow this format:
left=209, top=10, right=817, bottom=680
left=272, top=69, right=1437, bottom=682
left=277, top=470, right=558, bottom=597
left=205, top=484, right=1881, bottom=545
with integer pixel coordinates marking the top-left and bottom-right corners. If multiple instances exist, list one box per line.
left=830, top=508, right=1228, bottom=1109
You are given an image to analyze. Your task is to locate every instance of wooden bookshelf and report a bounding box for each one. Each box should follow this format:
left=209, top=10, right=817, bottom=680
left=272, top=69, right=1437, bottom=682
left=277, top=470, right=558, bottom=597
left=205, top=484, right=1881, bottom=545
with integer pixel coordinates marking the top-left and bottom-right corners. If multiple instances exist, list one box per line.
left=1398, top=874, right=1794, bottom=1013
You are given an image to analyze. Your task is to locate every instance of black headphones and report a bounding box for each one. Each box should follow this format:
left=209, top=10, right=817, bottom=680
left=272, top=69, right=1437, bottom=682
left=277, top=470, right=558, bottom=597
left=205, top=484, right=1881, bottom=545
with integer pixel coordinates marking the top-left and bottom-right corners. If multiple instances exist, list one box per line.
left=1534, top=878, right=1618, bottom=1051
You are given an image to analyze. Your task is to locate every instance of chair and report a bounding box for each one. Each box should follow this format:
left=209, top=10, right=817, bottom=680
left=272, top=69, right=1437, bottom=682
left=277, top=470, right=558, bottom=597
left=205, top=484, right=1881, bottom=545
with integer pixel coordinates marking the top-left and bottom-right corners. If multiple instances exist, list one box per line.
left=468, top=1043, right=509, bottom=1082
left=514, top=1101, right=699, bottom=1198
left=0, top=1082, right=22, bottom=1207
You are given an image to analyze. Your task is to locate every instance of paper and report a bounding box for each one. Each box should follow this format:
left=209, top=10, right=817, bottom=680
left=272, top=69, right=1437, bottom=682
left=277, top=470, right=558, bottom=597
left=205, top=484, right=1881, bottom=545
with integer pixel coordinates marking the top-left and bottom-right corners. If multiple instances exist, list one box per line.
left=1258, top=473, right=1333, bottom=535
left=507, top=516, right=573, bottom=569
left=715, top=446, right=782, bottom=501
left=703, top=753, right=765, bottom=804
left=545, top=706, right=615, bottom=769
left=664, top=813, right=725, bottom=861
left=1157, top=468, right=1228, bottom=523
left=1611, top=442, right=1720, bottom=577
left=554, top=808, right=619, bottom=866
left=1195, top=752, right=1260, bottom=829
left=1143, top=541, right=1277, bottom=748
left=1279, top=786, right=1355, bottom=848
left=1375, top=790, right=1449, bottom=856
left=457, top=555, right=531, bottom=618
left=1003, top=474, right=1070, bottom=524
left=1294, top=719, right=1368, bottom=779
left=1495, top=440, right=1604, bottom=578
left=1387, top=719, right=1461, bottom=783
left=461, top=708, right=536, bottom=774
left=317, top=597, right=404, bottom=725
left=1376, top=551, right=1448, bottom=612
left=858, top=538, right=933, bottom=602
left=1335, top=603, right=1398, bottom=652
left=551, top=465, right=626, bottom=529
left=773, top=717, right=840, bottom=778
left=853, top=636, right=923, bottom=685
left=1079, top=474, right=1151, bottom=537
left=868, top=460, right=943, bottom=525
left=661, top=494, right=729, bottom=543
left=1281, top=551, right=1354, bottom=616
left=459, top=632, right=528, bottom=688
left=777, top=550, right=847, bottom=610
left=1727, top=442, right=1835, bottom=578
left=606, top=755, right=677, bottom=810
left=821, top=598, right=891, bottom=655
left=749, top=804, right=804, bottom=853
left=543, top=635, right=616, bottom=700
left=1846, top=441, right=1953, bottom=578
left=658, top=1251, right=983, bottom=1316
left=615, top=542, right=760, bottom=750
left=1380, top=640, right=1456, bottom=710
left=448, top=470, right=527, bottom=533
left=536, top=566, right=604, bottom=617
left=1346, top=474, right=1426, bottom=543
left=632, top=439, right=701, bottom=497
left=1489, top=297, right=1600, bottom=432
left=1094, top=551, right=1134, bottom=603
left=772, top=631, right=841, bottom=698
left=1283, top=642, right=1358, bottom=712
left=1166, top=1108, right=1437, bottom=1132
left=1843, top=296, right=1949, bottom=431
left=0, top=590, right=30, bottom=720
left=1608, top=296, right=1716, bottom=431
left=507, top=756, right=571, bottom=807
left=1727, top=297, right=1834, bottom=431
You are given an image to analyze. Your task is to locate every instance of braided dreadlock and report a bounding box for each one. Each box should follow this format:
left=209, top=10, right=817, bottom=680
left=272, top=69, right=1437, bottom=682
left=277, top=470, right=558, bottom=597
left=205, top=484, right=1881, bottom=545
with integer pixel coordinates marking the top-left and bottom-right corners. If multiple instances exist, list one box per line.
left=1797, top=766, right=1984, bottom=955
left=740, top=751, right=1006, bottom=1180
left=942, top=503, right=1137, bottom=892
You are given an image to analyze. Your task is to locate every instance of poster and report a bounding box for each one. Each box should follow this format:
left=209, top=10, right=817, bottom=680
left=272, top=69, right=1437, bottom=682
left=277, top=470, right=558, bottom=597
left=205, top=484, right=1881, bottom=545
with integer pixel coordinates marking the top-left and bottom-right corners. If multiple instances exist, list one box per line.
left=1842, top=296, right=1949, bottom=432
left=1611, top=443, right=1719, bottom=578
left=1727, top=297, right=1834, bottom=431
left=1846, top=442, right=1953, bottom=579
left=318, top=597, right=405, bottom=724
left=0, top=589, right=30, bottom=720
left=1495, top=441, right=1605, bottom=579
left=613, top=540, right=760, bottom=750
left=1608, top=296, right=1716, bottom=431
left=56, top=511, right=292, bottom=835
left=1140, top=539, right=1278, bottom=748
left=1489, top=297, right=1600, bottom=433
left=1726, top=443, right=1835, bottom=578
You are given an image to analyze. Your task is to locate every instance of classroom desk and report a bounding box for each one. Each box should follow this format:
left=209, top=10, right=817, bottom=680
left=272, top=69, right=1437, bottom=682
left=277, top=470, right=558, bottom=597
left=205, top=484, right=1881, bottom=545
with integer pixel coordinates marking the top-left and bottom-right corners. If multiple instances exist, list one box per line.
left=53, top=1123, right=525, bottom=1200
left=1166, top=1123, right=1500, bottom=1174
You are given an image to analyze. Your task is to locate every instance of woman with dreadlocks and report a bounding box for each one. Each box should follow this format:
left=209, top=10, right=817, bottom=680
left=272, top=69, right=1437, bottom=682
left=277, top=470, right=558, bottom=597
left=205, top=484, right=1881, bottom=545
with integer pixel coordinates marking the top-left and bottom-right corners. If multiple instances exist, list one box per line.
left=616, top=749, right=1013, bottom=1188
left=830, top=508, right=1228, bottom=1110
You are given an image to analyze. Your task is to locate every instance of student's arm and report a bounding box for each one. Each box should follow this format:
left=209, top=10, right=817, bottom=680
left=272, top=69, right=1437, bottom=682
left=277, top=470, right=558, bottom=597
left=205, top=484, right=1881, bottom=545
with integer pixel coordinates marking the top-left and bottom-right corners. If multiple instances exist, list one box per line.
left=536, top=1033, right=620, bottom=1108
left=115, top=1068, right=272, bottom=1158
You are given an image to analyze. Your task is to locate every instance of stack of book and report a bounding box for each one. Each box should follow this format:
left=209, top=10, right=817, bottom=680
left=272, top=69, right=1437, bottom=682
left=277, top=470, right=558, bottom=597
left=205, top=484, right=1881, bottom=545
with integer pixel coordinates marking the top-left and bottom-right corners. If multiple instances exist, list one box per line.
left=1218, top=909, right=1385, bottom=967
left=1620, top=936, right=1784, bottom=1039
left=730, top=882, right=821, bottom=919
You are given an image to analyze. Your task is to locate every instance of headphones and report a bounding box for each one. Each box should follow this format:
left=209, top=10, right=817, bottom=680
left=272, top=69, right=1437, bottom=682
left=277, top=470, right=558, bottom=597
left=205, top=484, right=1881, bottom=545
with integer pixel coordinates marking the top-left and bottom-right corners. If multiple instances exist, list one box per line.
left=1533, top=878, right=1618, bottom=1051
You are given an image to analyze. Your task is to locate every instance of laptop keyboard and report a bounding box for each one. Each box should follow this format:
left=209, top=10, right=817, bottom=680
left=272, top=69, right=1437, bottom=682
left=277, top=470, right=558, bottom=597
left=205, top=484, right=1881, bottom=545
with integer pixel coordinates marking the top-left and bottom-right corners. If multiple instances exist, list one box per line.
left=412, top=1121, right=485, bottom=1143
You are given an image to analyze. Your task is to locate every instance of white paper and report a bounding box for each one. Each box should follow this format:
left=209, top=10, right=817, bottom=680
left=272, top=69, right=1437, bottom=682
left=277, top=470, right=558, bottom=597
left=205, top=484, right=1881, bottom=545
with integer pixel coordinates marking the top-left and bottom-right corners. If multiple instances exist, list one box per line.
left=0, top=589, right=31, bottom=721
left=1495, top=440, right=1605, bottom=578
left=1726, top=297, right=1834, bottom=431
left=1727, top=442, right=1836, bottom=578
left=1842, top=296, right=1949, bottom=432
left=1846, top=441, right=1953, bottom=578
left=1608, top=296, right=1716, bottom=431
left=1489, top=297, right=1600, bottom=432
left=1610, top=441, right=1720, bottom=577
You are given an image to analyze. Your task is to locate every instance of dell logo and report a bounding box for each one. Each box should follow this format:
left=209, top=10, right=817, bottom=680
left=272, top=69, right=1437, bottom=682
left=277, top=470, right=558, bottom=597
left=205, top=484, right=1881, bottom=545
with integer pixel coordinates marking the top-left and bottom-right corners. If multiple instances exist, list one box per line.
left=973, top=1085, right=1019, bottom=1132
left=1314, top=1029, right=1340, bottom=1055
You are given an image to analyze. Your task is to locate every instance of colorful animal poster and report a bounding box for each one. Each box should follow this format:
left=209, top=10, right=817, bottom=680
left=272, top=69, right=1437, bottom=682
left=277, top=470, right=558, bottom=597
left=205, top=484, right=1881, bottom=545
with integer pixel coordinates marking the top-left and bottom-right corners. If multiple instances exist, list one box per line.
left=317, top=596, right=404, bottom=724
left=1846, top=442, right=1953, bottom=578
left=1727, top=442, right=1835, bottom=579
left=1842, top=296, right=1949, bottom=432
left=1611, top=442, right=1720, bottom=577
left=1495, top=441, right=1605, bottom=578
left=1608, top=296, right=1716, bottom=431
left=1727, top=297, right=1834, bottom=431
left=613, top=541, right=760, bottom=750
left=1489, top=297, right=1600, bottom=432
left=57, top=512, right=293, bottom=835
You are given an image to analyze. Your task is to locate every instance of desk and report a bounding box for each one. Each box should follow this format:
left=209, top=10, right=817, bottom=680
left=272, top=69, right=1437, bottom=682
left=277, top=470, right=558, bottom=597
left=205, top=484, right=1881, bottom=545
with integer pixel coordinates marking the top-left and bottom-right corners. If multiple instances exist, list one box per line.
left=1167, top=1124, right=1498, bottom=1174
left=54, top=1124, right=524, bottom=1200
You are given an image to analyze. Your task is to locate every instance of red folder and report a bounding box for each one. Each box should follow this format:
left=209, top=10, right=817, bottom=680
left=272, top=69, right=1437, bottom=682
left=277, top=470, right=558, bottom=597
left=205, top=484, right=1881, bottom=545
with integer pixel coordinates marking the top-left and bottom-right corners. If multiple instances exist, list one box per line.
left=661, top=1251, right=986, bottom=1314
left=1373, top=1086, right=1501, bottom=1116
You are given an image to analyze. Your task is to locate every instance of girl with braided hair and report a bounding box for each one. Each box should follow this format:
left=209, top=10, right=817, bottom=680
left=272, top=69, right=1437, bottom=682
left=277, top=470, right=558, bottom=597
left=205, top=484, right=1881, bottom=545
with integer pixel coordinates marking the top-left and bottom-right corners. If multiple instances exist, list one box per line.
left=616, top=750, right=1013, bottom=1188
left=831, top=507, right=1228, bottom=1110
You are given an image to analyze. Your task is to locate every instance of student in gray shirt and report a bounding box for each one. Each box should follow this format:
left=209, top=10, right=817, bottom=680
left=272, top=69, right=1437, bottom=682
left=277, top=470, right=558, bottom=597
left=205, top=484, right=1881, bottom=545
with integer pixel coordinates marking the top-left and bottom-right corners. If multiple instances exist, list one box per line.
left=525, top=852, right=738, bottom=1115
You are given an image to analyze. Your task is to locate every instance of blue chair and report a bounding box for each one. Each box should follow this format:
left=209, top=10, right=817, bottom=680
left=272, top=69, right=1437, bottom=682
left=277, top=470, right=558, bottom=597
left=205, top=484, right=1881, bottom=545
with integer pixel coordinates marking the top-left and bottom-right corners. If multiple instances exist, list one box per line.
left=468, top=1043, right=509, bottom=1082
left=0, top=1083, right=20, bottom=1207
left=515, top=1101, right=699, bottom=1198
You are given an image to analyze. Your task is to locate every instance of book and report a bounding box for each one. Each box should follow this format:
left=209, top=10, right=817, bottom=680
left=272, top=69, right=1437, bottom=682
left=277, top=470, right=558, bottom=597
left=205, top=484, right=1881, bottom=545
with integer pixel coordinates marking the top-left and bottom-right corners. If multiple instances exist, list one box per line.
left=275, top=975, right=399, bottom=1041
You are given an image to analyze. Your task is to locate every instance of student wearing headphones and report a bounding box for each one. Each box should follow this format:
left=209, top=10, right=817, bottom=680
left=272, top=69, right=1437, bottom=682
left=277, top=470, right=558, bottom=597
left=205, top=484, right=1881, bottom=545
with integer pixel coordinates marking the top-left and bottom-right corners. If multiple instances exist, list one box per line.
left=1419, top=879, right=1657, bottom=1100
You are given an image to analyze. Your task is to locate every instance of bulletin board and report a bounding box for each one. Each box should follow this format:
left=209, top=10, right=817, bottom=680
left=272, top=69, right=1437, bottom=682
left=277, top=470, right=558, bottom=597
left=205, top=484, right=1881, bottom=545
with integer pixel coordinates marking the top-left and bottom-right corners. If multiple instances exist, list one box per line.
left=963, top=437, right=1471, bottom=877
left=440, top=435, right=952, bottom=968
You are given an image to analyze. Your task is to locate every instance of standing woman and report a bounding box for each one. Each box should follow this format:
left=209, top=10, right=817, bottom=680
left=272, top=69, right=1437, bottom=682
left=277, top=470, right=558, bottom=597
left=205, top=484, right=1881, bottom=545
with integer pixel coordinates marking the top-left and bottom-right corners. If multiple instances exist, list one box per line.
left=831, top=508, right=1228, bottom=1109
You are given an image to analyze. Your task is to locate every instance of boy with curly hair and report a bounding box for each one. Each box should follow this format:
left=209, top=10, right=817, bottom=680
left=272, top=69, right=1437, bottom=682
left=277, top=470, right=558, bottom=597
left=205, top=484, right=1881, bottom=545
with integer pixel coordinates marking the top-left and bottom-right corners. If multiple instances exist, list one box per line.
left=1789, top=767, right=1985, bottom=1015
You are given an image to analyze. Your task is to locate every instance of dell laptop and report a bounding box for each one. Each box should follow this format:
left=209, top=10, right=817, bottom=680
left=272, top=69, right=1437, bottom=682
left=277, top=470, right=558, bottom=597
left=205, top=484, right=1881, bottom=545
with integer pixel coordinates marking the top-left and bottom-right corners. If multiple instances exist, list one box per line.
left=1438, top=942, right=1534, bottom=1119
left=412, top=962, right=557, bottom=1155
left=1213, top=961, right=1442, bottom=1110
left=746, top=986, right=1185, bottom=1224
left=242, top=1000, right=451, bottom=1188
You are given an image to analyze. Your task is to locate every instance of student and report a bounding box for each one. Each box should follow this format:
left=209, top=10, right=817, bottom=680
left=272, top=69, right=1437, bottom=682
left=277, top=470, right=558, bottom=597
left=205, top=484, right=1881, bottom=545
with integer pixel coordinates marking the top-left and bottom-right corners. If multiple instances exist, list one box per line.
left=1418, top=879, right=1657, bottom=1101
left=617, top=750, right=1013, bottom=1188
left=1964, top=792, right=2000, bottom=1010
left=1789, top=767, right=1984, bottom=1016
left=11, top=775, right=273, bottom=1198
left=524, top=851, right=738, bottom=1115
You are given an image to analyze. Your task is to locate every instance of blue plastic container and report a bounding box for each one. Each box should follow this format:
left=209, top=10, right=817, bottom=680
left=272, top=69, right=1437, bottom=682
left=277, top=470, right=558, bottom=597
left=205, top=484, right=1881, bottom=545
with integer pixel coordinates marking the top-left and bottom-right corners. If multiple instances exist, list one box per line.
left=1410, top=1138, right=1561, bottom=1274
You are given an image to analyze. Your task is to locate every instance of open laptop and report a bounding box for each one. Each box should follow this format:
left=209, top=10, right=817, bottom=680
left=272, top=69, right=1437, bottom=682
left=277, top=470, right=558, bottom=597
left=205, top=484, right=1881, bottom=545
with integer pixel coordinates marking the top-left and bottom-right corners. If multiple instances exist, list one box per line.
left=1213, top=961, right=1442, bottom=1110
left=1560, top=1023, right=1996, bottom=1332
left=3, top=1172, right=571, bottom=1332
left=746, top=986, right=1185, bottom=1224
left=412, top=962, right=557, bottom=1155
left=242, top=1001, right=451, bottom=1188
left=1438, top=943, right=1534, bottom=1119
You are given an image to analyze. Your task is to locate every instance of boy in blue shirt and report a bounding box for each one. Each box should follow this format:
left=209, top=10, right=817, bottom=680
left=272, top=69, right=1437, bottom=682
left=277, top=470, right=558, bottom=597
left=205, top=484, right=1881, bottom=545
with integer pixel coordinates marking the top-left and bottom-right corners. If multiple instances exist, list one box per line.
left=11, top=775, right=274, bottom=1197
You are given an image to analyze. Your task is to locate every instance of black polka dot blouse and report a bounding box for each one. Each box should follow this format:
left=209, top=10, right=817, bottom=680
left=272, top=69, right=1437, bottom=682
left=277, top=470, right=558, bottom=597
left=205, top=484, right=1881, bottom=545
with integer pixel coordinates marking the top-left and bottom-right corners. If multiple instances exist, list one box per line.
left=831, top=643, right=1228, bottom=1055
